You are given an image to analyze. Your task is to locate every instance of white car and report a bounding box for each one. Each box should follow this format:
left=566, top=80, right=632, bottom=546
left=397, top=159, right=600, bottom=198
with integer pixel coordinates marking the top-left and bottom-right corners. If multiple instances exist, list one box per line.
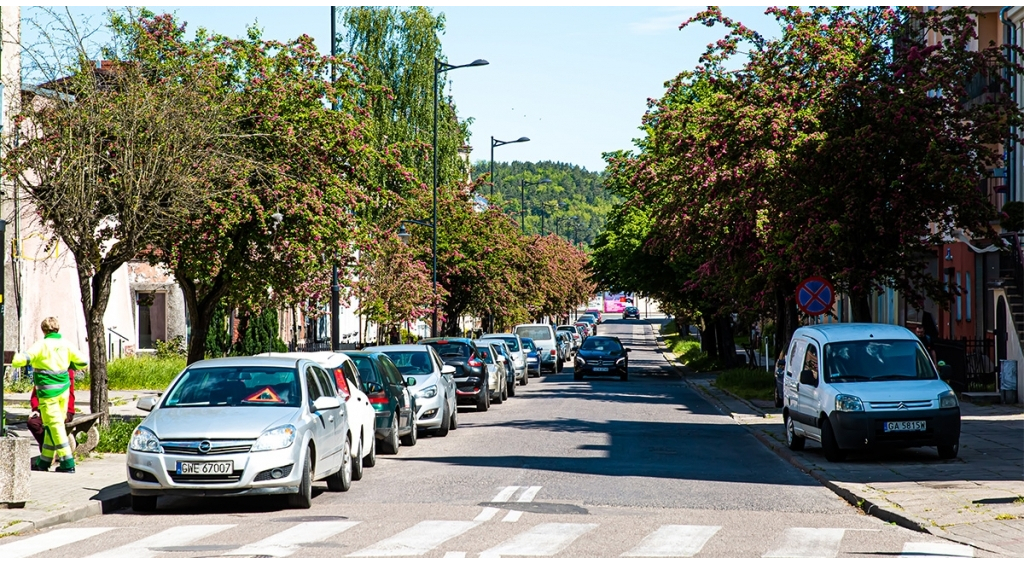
left=481, top=333, right=529, bottom=387
left=258, top=352, right=377, bottom=479
left=480, top=339, right=518, bottom=398
left=514, top=324, right=560, bottom=373
left=781, top=323, right=961, bottom=462
left=557, top=325, right=582, bottom=351
left=474, top=341, right=508, bottom=404
left=364, top=345, right=458, bottom=437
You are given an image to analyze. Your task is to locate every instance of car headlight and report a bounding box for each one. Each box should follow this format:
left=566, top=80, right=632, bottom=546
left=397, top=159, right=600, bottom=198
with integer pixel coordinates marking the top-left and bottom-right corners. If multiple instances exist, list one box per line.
left=252, top=425, right=297, bottom=452
left=129, top=426, right=163, bottom=453
left=616, top=357, right=626, bottom=364
left=835, top=394, right=864, bottom=412
left=575, top=357, right=585, bottom=365
left=939, top=390, right=959, bottom=409
left=416, top=385, right=438, bottom=399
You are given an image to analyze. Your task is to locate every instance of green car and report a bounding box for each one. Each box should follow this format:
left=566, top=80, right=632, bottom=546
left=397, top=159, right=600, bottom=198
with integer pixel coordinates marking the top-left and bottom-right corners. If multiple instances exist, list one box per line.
left=347, top=352, right=418, bottom=455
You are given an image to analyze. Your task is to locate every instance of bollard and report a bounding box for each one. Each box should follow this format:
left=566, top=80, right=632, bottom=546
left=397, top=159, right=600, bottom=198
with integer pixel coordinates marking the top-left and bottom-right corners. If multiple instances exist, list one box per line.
left=0, top=436, right=32, bottom=508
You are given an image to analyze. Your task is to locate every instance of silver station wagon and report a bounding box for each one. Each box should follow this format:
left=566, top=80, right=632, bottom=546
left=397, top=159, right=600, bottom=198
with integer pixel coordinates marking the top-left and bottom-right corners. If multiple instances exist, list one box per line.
left=126, top=356, right=352, bottom=511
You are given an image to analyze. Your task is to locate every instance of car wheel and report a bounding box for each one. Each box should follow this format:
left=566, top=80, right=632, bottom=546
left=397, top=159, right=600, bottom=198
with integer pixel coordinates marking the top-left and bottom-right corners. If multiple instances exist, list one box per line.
left=379, top=414, right=400, bottom=455
left=477, top=385, right=489, bottom=412
left=494, top=380, right=504, bottom=404
left=620, top=368, right=628, bottom=382
left=521, top=371, right=528, bottom=386
left=131, top=494, right=157, bottom=513
left=556, top=359, right=563, bottom=373
left=785, top=412, right=805, bottom=451
left=508, top=376, right=517, bottom=397
left=363, top=434, right=377, bottom=468
left=821, top=419, right=846, bottom=462
left=351, top=436, right=364, bottom=481
left=435, top=402, right=451, bottom=437
left=289, top=447, right=314, bottom=509
left=774, top=385, right=784, bottom=408
left=327, top=435, right=353, bottom=492
left=501, top=379, right=509, bottom=401
left=450, top=402, right=459, bottom=430
left=400, top=419, right=417, bottom=446
left=938, top=441, right=959, bottom=460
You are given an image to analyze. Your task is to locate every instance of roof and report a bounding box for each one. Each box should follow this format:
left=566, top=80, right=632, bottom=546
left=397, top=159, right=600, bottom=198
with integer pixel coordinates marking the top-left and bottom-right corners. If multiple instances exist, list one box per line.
left=480, top=333, right=518, bottom=339
left=796, top=323, right=916, bottom=343
left=420, top=337, right=474, bottom=344
left=255, top=351, right=352, bottom=367
left=364, top=345, right=432, bottom=353
left=187, top=356, right=302, bottom=369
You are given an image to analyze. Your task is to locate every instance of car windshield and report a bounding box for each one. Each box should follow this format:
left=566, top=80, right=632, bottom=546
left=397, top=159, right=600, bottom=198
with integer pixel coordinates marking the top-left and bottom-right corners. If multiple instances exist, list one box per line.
left=823, top=339, right=937, bottom=383
left=516, top=327, right=552, bottom=341
left=478, top=347, right=496, bottom=365
left=497, top=337, right=520, bottom=352
left=520, top=339, right=537, bottom=353
left=579, top=316, right=595, bottom=323
left=349, top=356, right=382, bottom=384
left=163, top=367, right=301, bottom=408
left=580, top=338, right=622, bottom=352
left=381, top=351, right=433, bottom=376
left=424, top=342, right=471, bottom=359
left=558, top=326, right=577, bottom=335
left=487, top=342, right=509, bottom=357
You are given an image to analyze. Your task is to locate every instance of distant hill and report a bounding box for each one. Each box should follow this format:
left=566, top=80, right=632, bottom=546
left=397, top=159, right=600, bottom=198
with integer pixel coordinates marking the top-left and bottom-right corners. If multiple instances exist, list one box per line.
left=470, top=160, right=619, bottom=246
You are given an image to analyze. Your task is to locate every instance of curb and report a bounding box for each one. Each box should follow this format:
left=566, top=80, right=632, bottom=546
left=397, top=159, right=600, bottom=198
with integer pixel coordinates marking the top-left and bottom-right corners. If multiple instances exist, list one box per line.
left=2, top=487, right=130, bottom=536
left=652, top=331, right=1010, bottom=556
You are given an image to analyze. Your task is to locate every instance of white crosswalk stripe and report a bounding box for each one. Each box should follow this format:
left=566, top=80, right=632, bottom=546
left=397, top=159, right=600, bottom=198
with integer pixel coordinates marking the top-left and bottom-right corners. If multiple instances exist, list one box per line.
left=227, top=521, right=360, bottom=558
left=479, top=523, right=598, bottom=557
left=4, top=528, right=113, bottom=558
left=88, top=524, right=235, bottom=558
left=350, top=520, right=481, bottom=557
left=621, top=524, right=721, bottom=557
left=502, top=486, right=542, bottom=522
left=900, top=542, right=975, bottom=558
left=492, top=486, right=521, bottom=502
left=763, top=527, right=847, bottom=558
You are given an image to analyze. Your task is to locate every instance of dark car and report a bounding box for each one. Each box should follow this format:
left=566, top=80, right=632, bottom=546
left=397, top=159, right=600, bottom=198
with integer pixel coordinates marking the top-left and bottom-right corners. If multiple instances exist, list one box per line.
left=347, top=351, right=418, bottom=455
left=574, top=336, right=630, bottom=381
left=520, top=337, right=541, bottom=377
left=774, top=355, right=785, bottom=408
left=420, top=337, right=489, bottom=412
left=623, top=306, right=640, bottom=320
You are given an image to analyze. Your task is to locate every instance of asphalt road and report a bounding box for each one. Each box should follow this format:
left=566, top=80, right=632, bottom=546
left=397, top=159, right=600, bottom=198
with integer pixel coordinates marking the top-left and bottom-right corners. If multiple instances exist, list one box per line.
left=0, top=319, right=978, bottom=558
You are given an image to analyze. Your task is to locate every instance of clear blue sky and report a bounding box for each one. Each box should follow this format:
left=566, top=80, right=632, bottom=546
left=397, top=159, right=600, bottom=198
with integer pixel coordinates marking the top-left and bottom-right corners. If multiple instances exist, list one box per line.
left=22, top=4, right=781, bottom=173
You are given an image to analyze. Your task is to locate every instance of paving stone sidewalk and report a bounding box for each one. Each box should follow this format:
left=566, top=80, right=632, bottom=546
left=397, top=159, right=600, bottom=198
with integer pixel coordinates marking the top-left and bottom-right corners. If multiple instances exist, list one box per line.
left=654, top=323, right=1024, bottom=557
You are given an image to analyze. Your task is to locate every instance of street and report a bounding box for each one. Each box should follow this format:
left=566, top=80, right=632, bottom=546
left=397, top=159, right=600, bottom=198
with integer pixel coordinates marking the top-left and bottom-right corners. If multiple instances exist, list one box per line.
left=0, top=320, right=974, bottom=558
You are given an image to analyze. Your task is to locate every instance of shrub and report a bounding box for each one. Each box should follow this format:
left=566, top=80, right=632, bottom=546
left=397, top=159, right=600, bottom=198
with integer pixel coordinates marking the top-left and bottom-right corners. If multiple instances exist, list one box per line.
left=95, top=417, right=143, bottom=453
left=1002, top=201, right=1024, bottom=232
left=715, top=368, right=776, bottom=401
left=660, top=320, right=724, bottom=373
left=154, top=336, right=185, bottom=359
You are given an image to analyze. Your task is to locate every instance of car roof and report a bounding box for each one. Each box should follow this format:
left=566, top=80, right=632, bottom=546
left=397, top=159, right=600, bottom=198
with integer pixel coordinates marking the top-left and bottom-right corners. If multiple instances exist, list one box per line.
left=585, top=335, right=621, bottom=342
left=187, top=355, right=303, bottom=369
left=364, top=345, right=433, bottom=353
left=256, top=351, right=352, bottom=367
left=795, top=323, right=916, bottom=343
left=481, top=333, right=518, bottom=339
left=478, top=338, right=507, bottom=347
left=514, top=323, right=552, bottom=329
left=420, top=337, right=474, bottom=344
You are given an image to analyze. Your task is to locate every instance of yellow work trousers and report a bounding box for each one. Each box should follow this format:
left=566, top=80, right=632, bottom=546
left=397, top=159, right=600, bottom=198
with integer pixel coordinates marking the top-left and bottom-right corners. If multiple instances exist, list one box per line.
left=38, top=389, right=74, bottom=468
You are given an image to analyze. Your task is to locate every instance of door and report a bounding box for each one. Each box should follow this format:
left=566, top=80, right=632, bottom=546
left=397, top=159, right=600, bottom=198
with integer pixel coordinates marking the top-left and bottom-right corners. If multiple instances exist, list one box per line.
left=313, top=365, right=346, bottom=463
left=795, top=341, right=823, bottom=439
left=381, top=356, right=413, bottom=433
left=784, top=338, right=807, bottom=410
left=341, top=359, right=374, bottom=455
left=305, top=365, right=339, bottom=472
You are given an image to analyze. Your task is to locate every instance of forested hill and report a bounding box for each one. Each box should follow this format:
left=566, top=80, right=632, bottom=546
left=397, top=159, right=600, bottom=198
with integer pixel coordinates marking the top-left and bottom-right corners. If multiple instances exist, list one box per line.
left=470, top=160, right=619, bottom=247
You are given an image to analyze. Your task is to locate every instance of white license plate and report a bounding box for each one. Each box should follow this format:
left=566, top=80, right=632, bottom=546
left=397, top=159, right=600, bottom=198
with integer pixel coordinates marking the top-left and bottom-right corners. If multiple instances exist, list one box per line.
left=593, top=367, right=609, bottom=372
left=176, top=461, right=233, bottom=475
left=883, top=421, right=926, bottom=432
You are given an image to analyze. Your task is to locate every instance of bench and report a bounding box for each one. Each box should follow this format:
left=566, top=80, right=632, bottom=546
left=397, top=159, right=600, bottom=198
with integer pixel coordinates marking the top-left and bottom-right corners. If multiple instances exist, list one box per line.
left=66, top=412, right=103, bottom=456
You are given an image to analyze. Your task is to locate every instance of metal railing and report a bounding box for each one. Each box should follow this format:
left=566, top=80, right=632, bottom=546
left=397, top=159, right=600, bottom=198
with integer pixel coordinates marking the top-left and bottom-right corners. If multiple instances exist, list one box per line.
left=933, top=337, right=997, bottom=393
left=107, top=327, right=130, bottom=360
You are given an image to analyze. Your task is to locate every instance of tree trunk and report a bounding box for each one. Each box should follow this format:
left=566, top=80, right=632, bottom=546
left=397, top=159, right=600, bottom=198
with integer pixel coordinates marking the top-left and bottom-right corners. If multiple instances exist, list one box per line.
left=850, top=292, right=873, bottom=322
left=700, top=319, right=718, bottom=359
left=714, top=315, right=738, bottom=368
left=774, top=287, right=800, bottom=360
left=176, top=272, right=228, bottom=364
left=78, top=263, right=116, bottom=426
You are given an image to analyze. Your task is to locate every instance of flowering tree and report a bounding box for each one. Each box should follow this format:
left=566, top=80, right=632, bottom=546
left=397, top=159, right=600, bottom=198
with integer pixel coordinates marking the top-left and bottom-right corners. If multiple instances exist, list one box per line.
left=353, top=227, right=437, bottom=339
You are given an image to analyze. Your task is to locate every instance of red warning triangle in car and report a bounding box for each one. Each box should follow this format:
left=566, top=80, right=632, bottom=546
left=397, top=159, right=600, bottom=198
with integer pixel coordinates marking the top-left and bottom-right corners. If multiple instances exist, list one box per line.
left=245, top=387, right=283, bottom=403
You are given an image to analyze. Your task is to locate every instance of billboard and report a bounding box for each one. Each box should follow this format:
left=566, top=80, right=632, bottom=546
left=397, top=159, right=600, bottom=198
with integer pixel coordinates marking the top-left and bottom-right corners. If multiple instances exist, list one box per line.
left=603, top=292, right=633, bottom=313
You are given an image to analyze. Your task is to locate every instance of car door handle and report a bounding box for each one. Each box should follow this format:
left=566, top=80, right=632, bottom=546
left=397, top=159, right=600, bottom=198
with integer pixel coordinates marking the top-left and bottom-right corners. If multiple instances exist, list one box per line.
left=328, top=415, right=335, bottom=423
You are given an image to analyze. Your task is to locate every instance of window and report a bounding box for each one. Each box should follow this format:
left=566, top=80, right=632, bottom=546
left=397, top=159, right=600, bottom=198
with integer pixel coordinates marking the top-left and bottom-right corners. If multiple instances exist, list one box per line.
left=305, top=366, right=323, bottom=402
left=956, top=272, right=962, bottom=321
left=313, top=365, right=336, bottom=397
left=137, top=291, right=167, bottom=349
left=379, top=356, right=404, bottom=385
left=803, top=344, right=819, bottom=386
left=342, top=360, right=362, bottom=389
left=966, top=273, right=972, bottom=322
left=162, top=367, right=300, bottom=408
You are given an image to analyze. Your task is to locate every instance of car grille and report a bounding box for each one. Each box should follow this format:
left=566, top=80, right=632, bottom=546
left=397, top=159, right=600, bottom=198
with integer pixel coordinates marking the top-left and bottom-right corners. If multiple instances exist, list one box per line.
left=160, top=440, right=253, bottom=456
left=171, top=470, right=245, bottom=484
left=868, top=400, right=933, bottom=410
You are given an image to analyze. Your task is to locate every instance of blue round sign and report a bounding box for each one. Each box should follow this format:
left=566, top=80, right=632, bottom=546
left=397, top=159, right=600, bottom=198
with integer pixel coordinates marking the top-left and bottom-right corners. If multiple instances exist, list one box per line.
left=796, top=277, right=835, bottom=316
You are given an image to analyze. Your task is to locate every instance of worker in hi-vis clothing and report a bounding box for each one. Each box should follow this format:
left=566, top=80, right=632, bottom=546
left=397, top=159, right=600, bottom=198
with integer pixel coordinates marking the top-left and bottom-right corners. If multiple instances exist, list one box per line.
left=12, top=317, right=89, bottom=473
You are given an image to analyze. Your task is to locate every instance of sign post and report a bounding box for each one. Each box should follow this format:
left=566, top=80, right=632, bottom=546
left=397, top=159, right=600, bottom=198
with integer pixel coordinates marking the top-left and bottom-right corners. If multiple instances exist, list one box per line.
left=795, top=277, right=836, bottom=318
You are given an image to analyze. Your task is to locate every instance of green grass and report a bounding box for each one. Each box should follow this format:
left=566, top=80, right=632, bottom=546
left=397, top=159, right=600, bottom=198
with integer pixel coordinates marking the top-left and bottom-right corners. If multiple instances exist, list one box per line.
left=714, top=368, right=776, bottom=401
left=77, top=356, right=186, bottom=391
left=94, top=417, right=143, bottom=454
left=660, top=321, right=724, bottom=372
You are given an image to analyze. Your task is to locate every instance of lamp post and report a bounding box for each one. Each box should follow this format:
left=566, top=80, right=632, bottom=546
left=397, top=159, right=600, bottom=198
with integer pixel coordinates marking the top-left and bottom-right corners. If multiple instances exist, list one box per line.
left=432, top=57, right=488, bottom=337
left=329, top=6, right=341, bottom=351
left=520, top=178, right=551, bottom=234
left=490, top=136, right=529, bottom=198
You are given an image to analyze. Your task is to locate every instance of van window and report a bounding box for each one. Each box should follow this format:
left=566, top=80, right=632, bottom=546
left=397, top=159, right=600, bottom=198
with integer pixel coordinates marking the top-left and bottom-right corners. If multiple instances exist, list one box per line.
left=803, top=344, right=820, bottom=386
left=787, top=339, right=807, bottom=376
left=823, top=339, right=938, bottom=383
left=515, top=326, right=553, bottom=342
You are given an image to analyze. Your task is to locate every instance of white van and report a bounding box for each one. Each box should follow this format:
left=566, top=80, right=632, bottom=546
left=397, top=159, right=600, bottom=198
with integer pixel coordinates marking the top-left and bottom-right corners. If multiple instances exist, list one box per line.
left=514, top=324, right=560, bottom=374
left=781, top=323, right=960, bottom=462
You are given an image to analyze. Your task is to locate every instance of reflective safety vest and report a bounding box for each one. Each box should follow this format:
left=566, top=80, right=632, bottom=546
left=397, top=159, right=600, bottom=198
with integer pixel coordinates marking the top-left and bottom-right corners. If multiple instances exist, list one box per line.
left=12, top=333, right=89, bottom=399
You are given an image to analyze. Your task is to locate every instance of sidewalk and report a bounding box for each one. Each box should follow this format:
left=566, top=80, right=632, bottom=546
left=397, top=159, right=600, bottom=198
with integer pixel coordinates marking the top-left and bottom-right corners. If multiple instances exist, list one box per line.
left=654, top=323, right=1024, bottom=557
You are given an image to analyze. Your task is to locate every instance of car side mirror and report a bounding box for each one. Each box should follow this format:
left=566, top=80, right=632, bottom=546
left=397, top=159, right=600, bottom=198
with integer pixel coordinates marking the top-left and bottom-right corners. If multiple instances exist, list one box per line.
left=313, top=396, right=342, bottom=411
left=406, top=377, right=417, bottom=387
left=441, top=365, right=456, bottom=375
left=799, top=369, right=817, bottom=387
left=136, top=396, right=159, bottom=412
left=624, top=348, right=631, bottom=353
left=364, top=382, right=384, bottom=394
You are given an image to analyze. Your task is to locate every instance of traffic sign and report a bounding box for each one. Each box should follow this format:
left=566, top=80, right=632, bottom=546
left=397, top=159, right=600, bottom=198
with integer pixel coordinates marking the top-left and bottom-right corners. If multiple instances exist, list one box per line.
left=795, top=277, right=835, bottom=316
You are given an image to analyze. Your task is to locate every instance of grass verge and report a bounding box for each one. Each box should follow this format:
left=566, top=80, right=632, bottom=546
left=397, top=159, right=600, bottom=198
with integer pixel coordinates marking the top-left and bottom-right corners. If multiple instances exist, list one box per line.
left=714, top=368, right=775, bottom=402
left=659, top=320, right=722, bottom=372
left=78, top=356, right=186, bottom=391
left=94, top=417, right=143, bottom=454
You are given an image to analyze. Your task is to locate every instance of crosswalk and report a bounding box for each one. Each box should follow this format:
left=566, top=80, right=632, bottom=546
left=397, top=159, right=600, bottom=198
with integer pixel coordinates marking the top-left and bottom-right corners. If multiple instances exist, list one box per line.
left=0, top=486, right=977, bottom=558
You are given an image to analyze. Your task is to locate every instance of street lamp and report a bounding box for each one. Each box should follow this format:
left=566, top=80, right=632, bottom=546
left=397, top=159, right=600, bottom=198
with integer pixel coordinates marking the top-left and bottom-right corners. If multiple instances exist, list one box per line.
left=520, top=178, right=551, bottom=234
left=490, top=136, right=530, bottom=198
left=433, top=56, right=488, bottom=337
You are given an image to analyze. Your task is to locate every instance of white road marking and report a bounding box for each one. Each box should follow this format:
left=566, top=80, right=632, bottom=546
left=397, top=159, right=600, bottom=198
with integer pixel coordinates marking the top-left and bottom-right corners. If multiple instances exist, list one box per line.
left=475, top=507, right=500, bottom=521
left=763, top=527, right=846, bottom=558
left=349, top=520, right=480, bottom=557
left=517, top=486, right=542, bottom=502
left=502, top=510, right=523, bottom=522
left=227, top=521, right=360, bottom=558
left=621, top=525, right=721, bottom=557
left=443, top=551, right=467, bottom=558
left=479, top=523, right=597, bottom=557
left=5, top=528, right=113, bottom=558
left=88, top=524, right=235, bottom=558
left=901, top=542, right=975, bottom=558
left=493, top=486, right=521, bottom=502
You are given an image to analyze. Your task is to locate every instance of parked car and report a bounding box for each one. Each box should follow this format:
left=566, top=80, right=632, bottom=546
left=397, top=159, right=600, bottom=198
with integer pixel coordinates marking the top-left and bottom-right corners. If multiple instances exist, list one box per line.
left=557, top=325, right=582, bottom=351
left=781, top=323, right=961, bottom=462
left=421, top=338, right=489, bottom=412
left=480, top=339, right=517, bottom=398
left=623, top=306, right=640, bottom=320
left=256, top=352, right=375, bottom=479
left=481, top=332, right=528, bottom=387
left=573, top=322, right=591, bottom=339
left=774, top=353, right=786, bottom=408
left=346, top=351, right=418, bottom=455
left=520, top=337, right=541, bottom=377
left=577, top=315, right=597, bottom=335
left=555, top=330, right=573, bottom=363
left=584, top=309, right=603, bottom=324
left=128, top=356, right=352, bottom=512
left=364, top=345, right=458, bottom=437
left=474, top=341, right=508, bottom=404
left=574, top=336, right=630, bottom=381
left=514, top=323, right=561, bottom=373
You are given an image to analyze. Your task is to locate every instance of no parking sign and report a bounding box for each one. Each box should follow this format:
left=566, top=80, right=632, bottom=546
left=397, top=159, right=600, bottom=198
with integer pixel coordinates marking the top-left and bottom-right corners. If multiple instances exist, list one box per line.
left=795, top=277, right=835, bottom=316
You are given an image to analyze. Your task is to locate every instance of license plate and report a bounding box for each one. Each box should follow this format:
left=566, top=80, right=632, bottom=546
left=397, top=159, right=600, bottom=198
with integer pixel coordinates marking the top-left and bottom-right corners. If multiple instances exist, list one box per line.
left=883, top=421, right=926, bottom=432
left=593, top=367, right=609, bottom=372
left=176, top=461, right=233, bottom=475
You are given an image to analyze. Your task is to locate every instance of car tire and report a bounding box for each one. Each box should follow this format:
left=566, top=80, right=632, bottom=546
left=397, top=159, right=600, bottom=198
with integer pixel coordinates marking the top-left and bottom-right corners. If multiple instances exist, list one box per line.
left=450, top=402, right=459, bottom=430
left=477, top=385, right=489, bottom=412
left=820, top=419, right=846, bottom=462
left=785, top=412, right=805, bottom=451
left=435, top=402, right=451, bottom=437
left=501, top=379, right=509, bottom=401
left=363, top=434, right=377, bottom=468
left=327, top=435, right=353, bottom=492
left=289, top=447, right=314, bottom=509
left=400, top=419, right=417, bottom=447
left=351, top=436, right=364, bottom=481
left=938, top=441, right=959, bottom=460
left=620, top=369, right=628, bottom=381
left=556, top=359, right=563, bottom=373
left=131, top=494, right=157, bottom=513
left=774, top=386, right=784, bottom=408
left=379, top=415, right=400, bottom=455
left=521, top=371, right=528, bottom=386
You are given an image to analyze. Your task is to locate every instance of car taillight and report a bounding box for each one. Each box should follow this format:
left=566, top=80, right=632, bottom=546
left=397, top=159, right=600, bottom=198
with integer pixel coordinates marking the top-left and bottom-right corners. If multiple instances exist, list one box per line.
left=467, top=354, right=483, bottom=368
left=367, top=392, right=389, bottom=406
left=551, top=350, right=557, bottom=356
left=332, top=369, right=351, bottom=401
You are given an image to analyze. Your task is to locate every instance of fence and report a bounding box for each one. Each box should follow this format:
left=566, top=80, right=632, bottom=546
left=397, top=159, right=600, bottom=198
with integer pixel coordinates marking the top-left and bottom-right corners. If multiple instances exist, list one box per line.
left=933, top=337, right=998, bottom=393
